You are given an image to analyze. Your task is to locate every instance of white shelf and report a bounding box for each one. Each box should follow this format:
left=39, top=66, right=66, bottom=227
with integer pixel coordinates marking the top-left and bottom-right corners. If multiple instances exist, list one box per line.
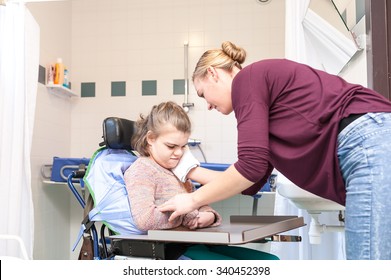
left=46, top=84, right=78, bottom=98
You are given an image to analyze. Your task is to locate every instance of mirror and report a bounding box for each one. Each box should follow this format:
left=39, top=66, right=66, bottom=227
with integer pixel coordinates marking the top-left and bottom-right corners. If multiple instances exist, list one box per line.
left=310, top=0, right=365, bottom=50
left=309, top=1, right=354, bottom=42
left=331, top=0, right=365, bottom=31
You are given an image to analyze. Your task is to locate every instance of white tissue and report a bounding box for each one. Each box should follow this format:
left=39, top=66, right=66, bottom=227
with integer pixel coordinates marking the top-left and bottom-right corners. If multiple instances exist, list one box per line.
left=172, top=148, right=200, bottom=182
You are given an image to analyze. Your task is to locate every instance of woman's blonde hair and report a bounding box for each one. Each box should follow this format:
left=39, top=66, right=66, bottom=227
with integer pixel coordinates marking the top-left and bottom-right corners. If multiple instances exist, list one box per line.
left=131, top=101, right=191, bottom=156
left=192, top=41, right=246, bottom=81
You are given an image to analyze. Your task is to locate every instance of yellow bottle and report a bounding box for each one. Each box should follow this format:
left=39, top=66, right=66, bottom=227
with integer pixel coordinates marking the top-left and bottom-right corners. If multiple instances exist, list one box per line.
left=54, top=58, right=64, bottom=85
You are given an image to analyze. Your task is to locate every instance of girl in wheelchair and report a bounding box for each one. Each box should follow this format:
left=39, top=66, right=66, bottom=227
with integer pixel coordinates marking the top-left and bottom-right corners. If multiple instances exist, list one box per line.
left=124, top=101, right=278, bottom=260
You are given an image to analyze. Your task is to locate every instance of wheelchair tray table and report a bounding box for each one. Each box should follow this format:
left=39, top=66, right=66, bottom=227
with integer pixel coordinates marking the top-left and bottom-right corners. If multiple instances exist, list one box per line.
left=110, top=215, right=305, bottom=245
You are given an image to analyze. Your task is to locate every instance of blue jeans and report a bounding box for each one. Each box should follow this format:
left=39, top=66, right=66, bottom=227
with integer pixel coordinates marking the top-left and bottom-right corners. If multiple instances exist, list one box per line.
left=337, top=112, right=391, bottom=259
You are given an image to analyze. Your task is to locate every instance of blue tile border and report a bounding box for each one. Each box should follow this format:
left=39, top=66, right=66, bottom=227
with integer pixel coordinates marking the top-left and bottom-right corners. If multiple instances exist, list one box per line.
left=81, top=82, right=95, bottom=98
left=142, top=80, right=157, bottom=96
left=173, top=79, right=185, bottom=95
left=111, top=81, right=126, bottom=96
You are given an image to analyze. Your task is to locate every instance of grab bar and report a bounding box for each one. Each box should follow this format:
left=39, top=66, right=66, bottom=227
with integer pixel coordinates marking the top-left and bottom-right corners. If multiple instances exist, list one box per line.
left=182, top=41, right=194, bottom=112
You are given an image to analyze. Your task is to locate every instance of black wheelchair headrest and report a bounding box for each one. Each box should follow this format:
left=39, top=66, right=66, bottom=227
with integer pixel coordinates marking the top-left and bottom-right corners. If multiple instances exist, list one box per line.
left=99, top=117, right=136, bottom=150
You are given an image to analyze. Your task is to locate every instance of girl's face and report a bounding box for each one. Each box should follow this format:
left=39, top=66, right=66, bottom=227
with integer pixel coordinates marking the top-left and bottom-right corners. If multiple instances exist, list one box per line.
left=147, top=124, right=190, bottom=169
left=193, top=67, right=235, bottom=115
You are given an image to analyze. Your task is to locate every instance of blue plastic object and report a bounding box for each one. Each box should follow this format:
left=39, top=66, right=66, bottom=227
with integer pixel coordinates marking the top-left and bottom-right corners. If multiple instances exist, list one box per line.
left=200, top=162, right=230, bottom=172
left=199, top=162, right=276, bottom=197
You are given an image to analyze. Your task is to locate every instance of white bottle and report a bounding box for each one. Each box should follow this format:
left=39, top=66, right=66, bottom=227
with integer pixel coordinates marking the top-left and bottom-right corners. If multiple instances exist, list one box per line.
left=47, top=64, right=54, bottom=85
left=63, top=68, right=69, bottom=88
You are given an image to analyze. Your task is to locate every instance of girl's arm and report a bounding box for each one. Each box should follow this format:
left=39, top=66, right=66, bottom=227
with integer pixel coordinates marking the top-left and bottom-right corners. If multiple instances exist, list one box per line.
left=181, top=206, right=222, bottom=229
left=125, top=168, right=183, bottom=231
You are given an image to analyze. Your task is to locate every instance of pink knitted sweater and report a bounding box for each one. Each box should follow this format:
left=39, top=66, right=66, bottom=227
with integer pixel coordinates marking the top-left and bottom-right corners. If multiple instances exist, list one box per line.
left=124, top=157, right=222, bottom=231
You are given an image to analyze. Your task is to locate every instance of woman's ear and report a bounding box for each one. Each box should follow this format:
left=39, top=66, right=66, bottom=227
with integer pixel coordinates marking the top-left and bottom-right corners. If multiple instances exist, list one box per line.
left=207, top=67, right=218, bottom=82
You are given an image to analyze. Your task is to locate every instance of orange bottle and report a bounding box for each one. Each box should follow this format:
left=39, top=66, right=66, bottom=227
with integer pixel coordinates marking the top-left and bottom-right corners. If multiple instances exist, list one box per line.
left=54, top=58, right=64, bottom=85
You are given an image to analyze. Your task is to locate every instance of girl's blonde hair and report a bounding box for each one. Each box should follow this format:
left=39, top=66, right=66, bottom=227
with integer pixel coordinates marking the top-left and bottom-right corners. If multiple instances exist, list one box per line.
left=131, top=101, right=191, bottom=156
left=192, top=41, right=246, bottom=81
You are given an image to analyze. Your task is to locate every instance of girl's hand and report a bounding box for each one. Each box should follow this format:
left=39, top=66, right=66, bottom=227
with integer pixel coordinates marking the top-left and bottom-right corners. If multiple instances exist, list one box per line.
left=196, top=211, right=215, bottom=228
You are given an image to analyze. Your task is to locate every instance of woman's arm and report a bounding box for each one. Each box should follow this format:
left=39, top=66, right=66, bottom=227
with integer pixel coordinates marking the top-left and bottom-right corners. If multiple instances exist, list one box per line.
left=192, top=165, right=254, bottom=206
left=187, top=166, right=222, bottom=185
left=159, top=165, right=254, bottom=221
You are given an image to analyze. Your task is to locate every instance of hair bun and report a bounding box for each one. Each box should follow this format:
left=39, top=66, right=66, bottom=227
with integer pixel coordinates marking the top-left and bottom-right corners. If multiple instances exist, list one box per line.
left=221, top=41, right=246, bottom=65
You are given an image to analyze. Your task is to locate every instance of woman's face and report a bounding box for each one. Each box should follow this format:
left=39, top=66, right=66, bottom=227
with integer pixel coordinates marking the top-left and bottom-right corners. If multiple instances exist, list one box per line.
left=193, top=68, right=234, bottom=115
left=147, top=124, right=190, bottom=169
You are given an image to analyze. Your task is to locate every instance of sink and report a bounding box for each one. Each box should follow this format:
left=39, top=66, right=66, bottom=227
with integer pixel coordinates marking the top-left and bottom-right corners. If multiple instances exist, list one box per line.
left=276, top=173, right=345, bottom=212
left=275, top=172, right=345, bottom=244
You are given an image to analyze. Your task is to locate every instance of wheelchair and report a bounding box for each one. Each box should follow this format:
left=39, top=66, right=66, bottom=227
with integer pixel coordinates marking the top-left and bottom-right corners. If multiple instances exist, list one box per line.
left=67, top=117, right=304, bottom=260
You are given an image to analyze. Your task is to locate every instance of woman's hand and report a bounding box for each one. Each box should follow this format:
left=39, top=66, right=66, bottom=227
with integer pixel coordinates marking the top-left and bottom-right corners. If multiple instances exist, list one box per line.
left=158, top=193, right=197, bottom=222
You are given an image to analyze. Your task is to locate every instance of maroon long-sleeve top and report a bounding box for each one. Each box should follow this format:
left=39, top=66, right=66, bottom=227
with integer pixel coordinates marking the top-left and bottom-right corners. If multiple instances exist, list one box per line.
left=233, top=59, right=391, bottom=205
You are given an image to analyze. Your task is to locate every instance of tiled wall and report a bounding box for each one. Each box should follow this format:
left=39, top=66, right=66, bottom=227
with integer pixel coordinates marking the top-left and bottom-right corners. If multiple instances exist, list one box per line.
left=70, top=0, right=285, bottom=257
left=69, top=0, right=286, bottom=159
left=27, top=1, right=73, bottom=260
left=28, top=0, right=285, bottom=259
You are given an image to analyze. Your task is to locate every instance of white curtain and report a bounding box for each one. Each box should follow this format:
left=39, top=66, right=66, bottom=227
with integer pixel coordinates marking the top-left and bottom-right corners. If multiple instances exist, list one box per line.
left=270, top=0, right=355, bottom=259
left=0, top=2, right=39, bottom=259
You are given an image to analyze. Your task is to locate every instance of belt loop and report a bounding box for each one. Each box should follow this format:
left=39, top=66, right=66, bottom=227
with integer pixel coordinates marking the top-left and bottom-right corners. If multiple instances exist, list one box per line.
left=368, top=112, right=384, bottom=126
left=338, top=113, right=366, bottom=133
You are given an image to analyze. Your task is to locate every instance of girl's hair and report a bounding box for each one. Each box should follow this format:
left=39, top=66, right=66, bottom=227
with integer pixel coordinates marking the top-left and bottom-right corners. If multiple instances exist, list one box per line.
left=192, top=41, right=246, bottom=81
left=131, top=101, right=191, bottom=156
